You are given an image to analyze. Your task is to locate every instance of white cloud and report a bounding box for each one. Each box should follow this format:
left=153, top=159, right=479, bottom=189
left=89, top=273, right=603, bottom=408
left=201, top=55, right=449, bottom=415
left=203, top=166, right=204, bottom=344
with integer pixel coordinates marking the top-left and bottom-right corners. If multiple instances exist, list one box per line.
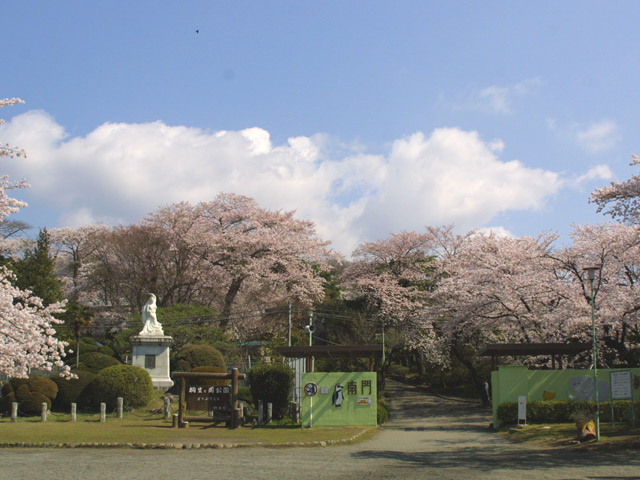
left=547, top=118, right=621, bottom=155
left=576, top=120, right=621, bottom=154
left=353, top=128, right=562, bottom=243
left=476, top=226, right=515, bottom=238
left=1, top=111, right=565, bottom=255
left=573, top=164, right=614, bottom=187
left=452, top=78, right=543, bottom=115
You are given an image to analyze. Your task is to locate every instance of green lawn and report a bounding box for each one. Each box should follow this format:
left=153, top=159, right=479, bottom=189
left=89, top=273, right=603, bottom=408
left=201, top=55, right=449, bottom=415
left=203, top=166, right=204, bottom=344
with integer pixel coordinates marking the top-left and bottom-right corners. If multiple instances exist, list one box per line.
left=0, top=413, right=375, bottom=446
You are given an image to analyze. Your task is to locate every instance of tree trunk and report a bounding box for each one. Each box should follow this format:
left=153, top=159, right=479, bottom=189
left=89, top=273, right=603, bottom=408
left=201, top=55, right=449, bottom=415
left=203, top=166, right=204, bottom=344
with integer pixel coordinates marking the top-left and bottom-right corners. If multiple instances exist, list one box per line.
left=451, top=344, right=490, bottom=407
left=220, top=276, right=245, bottom=327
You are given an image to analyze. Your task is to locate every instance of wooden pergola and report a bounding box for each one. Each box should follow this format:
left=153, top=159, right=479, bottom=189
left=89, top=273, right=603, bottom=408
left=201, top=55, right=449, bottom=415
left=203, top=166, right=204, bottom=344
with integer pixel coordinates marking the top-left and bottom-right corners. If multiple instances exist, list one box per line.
left=275, top=345, right=384, bottom=372
left=480, top=343, right=591, bottom=370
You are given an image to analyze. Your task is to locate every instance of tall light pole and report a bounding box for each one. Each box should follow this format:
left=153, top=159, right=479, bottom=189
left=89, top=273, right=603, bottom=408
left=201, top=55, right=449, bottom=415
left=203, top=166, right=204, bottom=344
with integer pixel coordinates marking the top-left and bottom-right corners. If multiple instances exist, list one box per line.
left=583, top=265, right=601, bottom=441
left=307, top=311, right=314, bottom=347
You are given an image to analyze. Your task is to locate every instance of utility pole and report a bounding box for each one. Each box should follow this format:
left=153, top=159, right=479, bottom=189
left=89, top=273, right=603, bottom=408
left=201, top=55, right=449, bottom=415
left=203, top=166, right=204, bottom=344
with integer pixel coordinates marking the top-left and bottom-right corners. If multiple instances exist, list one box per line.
left=288, top=303, right=292, bottom=347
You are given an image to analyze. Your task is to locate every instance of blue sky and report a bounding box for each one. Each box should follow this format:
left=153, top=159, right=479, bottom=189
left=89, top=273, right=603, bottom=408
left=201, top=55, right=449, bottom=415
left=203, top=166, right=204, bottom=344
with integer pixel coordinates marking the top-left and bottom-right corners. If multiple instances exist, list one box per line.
left=1, top=1, right=639, bottom=255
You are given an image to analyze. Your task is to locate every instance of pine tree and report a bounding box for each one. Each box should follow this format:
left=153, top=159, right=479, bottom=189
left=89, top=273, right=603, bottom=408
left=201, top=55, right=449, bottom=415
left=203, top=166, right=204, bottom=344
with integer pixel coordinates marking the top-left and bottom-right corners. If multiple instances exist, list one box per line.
left=12, top=228, right=64, bottom=306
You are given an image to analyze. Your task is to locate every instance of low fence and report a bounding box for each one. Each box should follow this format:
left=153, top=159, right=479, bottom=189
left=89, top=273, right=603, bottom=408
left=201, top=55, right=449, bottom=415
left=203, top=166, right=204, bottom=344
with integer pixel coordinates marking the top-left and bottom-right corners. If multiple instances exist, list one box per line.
left=6, top=396, right=174, bottom=423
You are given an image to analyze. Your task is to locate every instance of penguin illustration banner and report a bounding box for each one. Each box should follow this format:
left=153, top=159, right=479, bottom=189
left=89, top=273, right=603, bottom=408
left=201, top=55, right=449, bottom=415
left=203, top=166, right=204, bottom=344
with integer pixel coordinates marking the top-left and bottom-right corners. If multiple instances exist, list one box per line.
left=300, top=372, right=377, bottom=427
left=332, top=383, right=344, bottom=407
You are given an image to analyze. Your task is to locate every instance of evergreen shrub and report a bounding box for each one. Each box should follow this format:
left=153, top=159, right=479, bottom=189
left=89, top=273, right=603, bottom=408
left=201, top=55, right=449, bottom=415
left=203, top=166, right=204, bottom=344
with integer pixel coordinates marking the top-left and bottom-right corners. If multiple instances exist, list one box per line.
left=247, top=363, right=294, bottom=419
left=51, top=370, right=96, bottom=411
left=90, top=365, right=153, bottom=409
left=97, top=345, right=116, bottom=357
left=238, top=386, right=254, bottom=406
left=377, top=400, right=390, bottom=424
left=80, top=352, right=121, bottom=373
left=190, top=366, right=230, bottom=386
left=174, top=344, right=226, bottom=372
left=497, top=399, right=640, bottom=425
left=0, top=376, right=58, bottom=415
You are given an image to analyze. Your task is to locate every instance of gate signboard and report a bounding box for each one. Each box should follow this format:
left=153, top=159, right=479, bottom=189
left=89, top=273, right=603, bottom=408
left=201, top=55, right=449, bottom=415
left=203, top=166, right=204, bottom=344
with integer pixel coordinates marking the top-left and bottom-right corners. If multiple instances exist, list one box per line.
left=517, top=395, right=527, bottom=425
left=173, top=369, right=245, bottom=428
left=610, top=370, right=635, bottom=427
left=186, top=385, right=232, bottom=413
left=610, top=370, right=632, bottom=400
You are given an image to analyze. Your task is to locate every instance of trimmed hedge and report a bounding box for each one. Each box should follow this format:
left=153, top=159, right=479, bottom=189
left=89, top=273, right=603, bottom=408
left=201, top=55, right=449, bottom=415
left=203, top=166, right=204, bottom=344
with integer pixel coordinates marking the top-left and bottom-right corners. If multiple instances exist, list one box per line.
left=247, top=363, right=294, bottom=420
left=51, top=370, right=96, bottom=411
left=190, top=366, right=230, bottom=387
left=377, top=399, right=390, bottom=424
left=174, top=345, right=226, bottom=372
left=78, top=352, right=121, bottom=374
left=497, top=399, right=640, bottom=425
left=0, top=376, right=58, bottom=415
left=89, top=365, right=154, bottom=409
left=238, top=386, right=254, bottom=406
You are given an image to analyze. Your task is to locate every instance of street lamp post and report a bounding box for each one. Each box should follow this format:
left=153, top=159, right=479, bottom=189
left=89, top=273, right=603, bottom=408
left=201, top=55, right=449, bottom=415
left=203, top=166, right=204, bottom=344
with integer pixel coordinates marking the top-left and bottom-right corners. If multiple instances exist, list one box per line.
left=583, top=265, right=601, bottom=441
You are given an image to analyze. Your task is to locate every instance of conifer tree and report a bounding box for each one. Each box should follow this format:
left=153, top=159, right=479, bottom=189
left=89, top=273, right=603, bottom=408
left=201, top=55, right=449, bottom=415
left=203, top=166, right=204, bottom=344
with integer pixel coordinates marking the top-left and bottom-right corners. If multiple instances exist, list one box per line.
left=12, top=228, right=64, bottom=306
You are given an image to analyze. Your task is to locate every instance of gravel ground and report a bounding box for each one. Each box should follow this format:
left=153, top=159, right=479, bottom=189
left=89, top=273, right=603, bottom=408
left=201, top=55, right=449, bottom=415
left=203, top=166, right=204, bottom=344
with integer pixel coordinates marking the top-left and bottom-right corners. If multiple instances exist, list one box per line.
left=2, top=380, right=640, bottom=480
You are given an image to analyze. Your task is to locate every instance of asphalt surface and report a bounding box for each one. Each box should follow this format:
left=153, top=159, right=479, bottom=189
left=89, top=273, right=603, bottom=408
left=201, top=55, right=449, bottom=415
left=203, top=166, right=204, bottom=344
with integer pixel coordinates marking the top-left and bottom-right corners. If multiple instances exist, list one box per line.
left=2, top=380, right=640, bottom=480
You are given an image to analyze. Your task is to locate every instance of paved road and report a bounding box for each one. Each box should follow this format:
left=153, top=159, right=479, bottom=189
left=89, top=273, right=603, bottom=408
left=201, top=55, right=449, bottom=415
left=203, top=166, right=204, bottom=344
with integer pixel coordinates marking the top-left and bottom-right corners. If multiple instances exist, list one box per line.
left=3, top=380, right=640, bottom=479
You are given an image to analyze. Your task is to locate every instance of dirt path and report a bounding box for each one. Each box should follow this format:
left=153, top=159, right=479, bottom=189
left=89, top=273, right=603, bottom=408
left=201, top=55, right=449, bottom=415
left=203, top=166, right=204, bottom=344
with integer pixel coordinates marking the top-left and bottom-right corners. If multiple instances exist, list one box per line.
left=2, top=380, right=640, bottom=479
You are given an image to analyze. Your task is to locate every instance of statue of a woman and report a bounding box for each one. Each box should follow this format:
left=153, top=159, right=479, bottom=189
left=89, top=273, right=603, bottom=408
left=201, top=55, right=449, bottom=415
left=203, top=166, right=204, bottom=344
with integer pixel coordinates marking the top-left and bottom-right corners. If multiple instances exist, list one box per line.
left=140, top=293, right=164, bottom=336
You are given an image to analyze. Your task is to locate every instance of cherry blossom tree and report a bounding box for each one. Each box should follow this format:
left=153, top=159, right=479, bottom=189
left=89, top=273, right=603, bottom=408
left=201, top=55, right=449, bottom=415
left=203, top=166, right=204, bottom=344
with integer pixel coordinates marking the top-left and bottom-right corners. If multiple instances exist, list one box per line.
left=68, top=223, right=206, bottom=309
left=342, top=230, right=438, bottom=328
left=341, top=229, right=446, bottom=373
left=147, top=194, right=336, bottom=327
left=591, top=154, right=640, bottom=222
left=552, top=223, right=640, bottom=366
left=433, top=232, right=571, bottom=345
left=70, top=194, right=335, bottom=339
left=49, top=224, right=111, bottom=297
left=0, top=98, right=71, bottom=378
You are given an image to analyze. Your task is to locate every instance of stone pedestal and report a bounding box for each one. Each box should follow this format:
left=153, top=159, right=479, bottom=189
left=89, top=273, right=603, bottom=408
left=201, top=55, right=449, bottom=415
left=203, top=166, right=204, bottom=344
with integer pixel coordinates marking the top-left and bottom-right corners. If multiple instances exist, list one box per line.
left=131, top=335, right=174, bottom=391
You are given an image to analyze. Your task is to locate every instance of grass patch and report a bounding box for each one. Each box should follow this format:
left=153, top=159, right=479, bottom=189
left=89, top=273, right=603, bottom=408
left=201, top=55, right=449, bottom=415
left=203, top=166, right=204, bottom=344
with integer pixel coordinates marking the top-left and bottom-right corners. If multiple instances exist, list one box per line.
left=0, top=412, right=375, bottom=446
left=502, top=422, right=640, bottom=450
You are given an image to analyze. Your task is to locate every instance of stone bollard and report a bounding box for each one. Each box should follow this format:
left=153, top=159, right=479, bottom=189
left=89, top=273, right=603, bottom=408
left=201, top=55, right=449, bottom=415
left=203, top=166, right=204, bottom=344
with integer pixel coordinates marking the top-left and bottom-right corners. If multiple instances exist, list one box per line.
left=100, top=402, right=106, bottom=423
left=11, top=402, right=17, bottom=422
left=117, top=397, right=123, bottom=419
left=172, top=413, right=178, bottom=428
left=238, top=403, right=244, bottom=424
left=41, top=402, right=47, bottom=422
left=291, top=402, right=300, bottom=423
left=163, top=396, right=171, bottom=420
left=267, top=403, right=272, bottom=424
left=258, top=400, right=263, bottom=425
left=71, top=403, right=77, bottom=422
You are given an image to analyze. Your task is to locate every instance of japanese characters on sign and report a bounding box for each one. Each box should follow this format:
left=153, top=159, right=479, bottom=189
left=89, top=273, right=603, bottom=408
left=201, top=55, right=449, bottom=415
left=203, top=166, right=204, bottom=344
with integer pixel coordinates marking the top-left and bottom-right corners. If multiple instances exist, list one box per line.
left=186, top=385, right=231, bottom=412
left=319, top=379, right=375, bottom=407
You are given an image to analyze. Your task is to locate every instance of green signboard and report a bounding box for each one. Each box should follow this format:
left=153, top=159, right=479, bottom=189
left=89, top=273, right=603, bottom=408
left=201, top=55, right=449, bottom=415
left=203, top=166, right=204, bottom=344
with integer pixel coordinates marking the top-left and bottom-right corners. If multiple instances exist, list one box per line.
left=491, top=365, right=640, bottom=428
left=300, top=372, right=377, bottom=427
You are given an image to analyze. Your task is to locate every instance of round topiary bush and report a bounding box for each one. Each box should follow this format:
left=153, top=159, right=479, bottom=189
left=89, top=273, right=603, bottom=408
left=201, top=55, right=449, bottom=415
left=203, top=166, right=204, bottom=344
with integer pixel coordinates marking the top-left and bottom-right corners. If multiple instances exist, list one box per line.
left=97, top=345, right=116, bottom=357
left=51, top=370, right=96, bottom=411
left=0, top=376, right=58, bottom=415
left=80, top=352, right=121, bottom=374
left=0, top=390, right=16, bottom=414
left=247, top=363, right=294, bottom=420
left=190, top=366, right=230, bottom=387
left=174, top=344, right=226, bottom=372
left=90, top=364, right=154, bottom=410
left=29, top=376, right=59, bottom=399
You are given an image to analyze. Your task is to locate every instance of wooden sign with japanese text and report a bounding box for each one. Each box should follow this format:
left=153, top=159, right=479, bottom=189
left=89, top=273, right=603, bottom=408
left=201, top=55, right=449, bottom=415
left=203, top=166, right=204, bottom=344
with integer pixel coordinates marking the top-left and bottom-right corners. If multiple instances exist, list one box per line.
left=186, top=385, right=232, bottom=413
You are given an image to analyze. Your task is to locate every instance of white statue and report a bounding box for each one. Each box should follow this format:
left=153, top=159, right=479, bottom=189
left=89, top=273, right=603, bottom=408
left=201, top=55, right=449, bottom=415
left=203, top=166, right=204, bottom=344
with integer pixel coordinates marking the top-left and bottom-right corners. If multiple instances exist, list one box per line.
left=139, top=293, right=164, bottom=336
